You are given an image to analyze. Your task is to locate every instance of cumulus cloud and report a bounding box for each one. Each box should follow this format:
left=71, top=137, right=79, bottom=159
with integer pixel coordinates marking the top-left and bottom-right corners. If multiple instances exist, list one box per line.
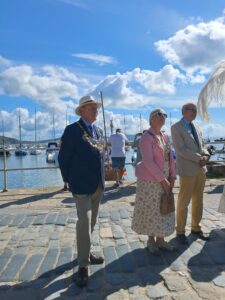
left=0, top=108, right=69, bottom=141
left=0, top=64, right=92, bottom=113
left=0, top=55, right=11, bottom=67
left=91, top=65, right=182, bottom=108
left=72, top=53, right=117, bottom=66
left=155, top=16, right=225, bottom=75
left=130, top=65, right=183, bottom=94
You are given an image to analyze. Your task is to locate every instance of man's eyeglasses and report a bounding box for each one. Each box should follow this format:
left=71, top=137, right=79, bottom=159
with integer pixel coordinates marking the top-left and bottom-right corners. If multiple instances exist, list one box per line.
left=186, top=108, right=197, bottom=112
left=156, top=112, right=167, bottom=118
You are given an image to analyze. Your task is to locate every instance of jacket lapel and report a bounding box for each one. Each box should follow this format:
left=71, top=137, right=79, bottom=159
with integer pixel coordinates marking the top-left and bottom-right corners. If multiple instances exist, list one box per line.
left=180, top=120, right=200, bottom=149
left=79, top=118, right=92, bottom=137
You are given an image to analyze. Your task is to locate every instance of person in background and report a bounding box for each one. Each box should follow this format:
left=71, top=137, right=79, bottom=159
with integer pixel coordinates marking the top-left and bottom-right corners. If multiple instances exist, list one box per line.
left=171, top=102, right=210, bottom=245
left=108, top=128, right=129, bottom=187
left=132, top=130, right=147, bottom=165
left=58, top=95, right=105, bottom=287
left=132, top=108, right=176, bottom=255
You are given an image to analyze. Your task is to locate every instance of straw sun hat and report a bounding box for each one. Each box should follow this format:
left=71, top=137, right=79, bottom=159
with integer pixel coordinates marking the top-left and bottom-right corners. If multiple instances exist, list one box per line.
left=75, top=95, right=101, bottom=115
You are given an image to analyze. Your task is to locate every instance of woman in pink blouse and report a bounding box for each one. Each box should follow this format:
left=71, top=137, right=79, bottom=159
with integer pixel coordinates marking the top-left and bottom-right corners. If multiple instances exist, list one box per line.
left=131, top=108, right=176, bottom=255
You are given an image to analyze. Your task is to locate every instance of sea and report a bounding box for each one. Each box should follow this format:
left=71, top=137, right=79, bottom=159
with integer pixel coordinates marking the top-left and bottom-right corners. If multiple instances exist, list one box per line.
left=0, top=138, right=224, bottom=190
left=0, top=148, right=136, bottom=190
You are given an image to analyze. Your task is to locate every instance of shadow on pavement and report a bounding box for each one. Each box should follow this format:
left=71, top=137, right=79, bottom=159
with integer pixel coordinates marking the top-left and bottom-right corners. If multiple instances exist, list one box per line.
left=0, top=189, right=63, bottom=209
left=207, top=184, right=224, bottom=194
left=1, top=229, right=224, bottom=299
left=61, top=183, right=137, bottom=206
left=188, top=229, right=225, bottom=282
left=102, top=182, right=136, bottom=203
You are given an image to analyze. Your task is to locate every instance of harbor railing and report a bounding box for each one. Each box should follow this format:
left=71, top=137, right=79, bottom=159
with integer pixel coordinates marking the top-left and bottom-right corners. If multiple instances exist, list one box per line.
left=0, top=148, right=59, bottom=192
left=0, top=148, right=134, bottom=192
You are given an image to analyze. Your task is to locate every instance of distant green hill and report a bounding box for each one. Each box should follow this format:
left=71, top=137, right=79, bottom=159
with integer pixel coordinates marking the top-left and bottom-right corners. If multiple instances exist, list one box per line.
left=0, top=136, right=19, bottom=145
left=0, top=135, right=61, bottom=145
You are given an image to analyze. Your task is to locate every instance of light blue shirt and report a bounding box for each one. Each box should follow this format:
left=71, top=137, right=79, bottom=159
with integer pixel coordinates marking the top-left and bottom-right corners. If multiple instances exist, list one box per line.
left=81, top=118, right=97, bottom=139
left=182, top=118, right=199, bottom=145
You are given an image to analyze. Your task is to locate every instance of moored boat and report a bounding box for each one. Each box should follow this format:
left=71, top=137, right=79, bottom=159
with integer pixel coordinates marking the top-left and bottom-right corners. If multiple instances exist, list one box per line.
left=0, top=147, right=10, bottom=156
left=46, top=142, right=59, bottom=163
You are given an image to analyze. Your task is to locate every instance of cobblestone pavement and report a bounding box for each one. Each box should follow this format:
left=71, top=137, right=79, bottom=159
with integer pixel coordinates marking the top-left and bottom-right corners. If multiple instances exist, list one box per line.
left=0, top=179, right=225, bottom=300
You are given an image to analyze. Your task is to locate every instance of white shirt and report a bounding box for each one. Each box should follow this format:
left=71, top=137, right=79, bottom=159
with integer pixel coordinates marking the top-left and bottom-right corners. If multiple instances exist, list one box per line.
left=109, top=133, right=128, bottom=157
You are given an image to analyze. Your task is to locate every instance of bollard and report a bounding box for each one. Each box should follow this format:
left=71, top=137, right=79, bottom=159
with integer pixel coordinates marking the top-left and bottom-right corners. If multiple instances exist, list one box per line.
left=2, top=148, right=8, bottom=192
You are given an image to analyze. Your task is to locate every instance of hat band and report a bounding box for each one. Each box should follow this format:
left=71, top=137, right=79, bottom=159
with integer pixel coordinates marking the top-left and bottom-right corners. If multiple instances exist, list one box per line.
left=81, top=100, right=96, bottom=105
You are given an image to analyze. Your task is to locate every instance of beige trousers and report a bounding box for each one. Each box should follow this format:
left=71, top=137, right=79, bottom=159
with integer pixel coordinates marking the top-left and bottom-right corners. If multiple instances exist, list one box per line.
left=73, top=183, right=104, bottom=267
left=176, top=168, right=206, bottom=235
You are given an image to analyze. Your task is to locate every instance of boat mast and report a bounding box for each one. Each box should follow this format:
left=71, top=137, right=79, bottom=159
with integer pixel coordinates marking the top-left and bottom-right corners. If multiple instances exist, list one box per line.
left=34, top=108, right=37, bottom=144
left=66, top=109, right=68, bottom=127
left=100, top=91, right=110, bottom=167
left=18, top=109, right=22, bottom=149
left=110, top=119, right=113, bottom=135
left=139, top=113, right=142, bottom=133
left=52, top=111, right=55, bottom=140
left=1, top=112, right=5, bottom=149
left=123, top=113, right=126, bottom=134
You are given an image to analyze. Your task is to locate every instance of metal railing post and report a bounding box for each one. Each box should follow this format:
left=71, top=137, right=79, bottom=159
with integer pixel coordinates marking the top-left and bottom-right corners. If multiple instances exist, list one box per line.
left=2, top=148, right=8, bottom=192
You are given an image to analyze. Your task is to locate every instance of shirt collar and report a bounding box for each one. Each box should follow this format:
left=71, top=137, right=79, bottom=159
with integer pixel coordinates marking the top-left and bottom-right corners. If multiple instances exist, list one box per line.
left=182, top=117, right=191, bottom=126
left=81, top=117, right=93, bottom=128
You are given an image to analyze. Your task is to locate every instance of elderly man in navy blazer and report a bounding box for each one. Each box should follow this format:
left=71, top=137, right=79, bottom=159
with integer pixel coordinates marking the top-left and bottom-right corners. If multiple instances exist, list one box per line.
left=58, top=95, right=105, bottom=287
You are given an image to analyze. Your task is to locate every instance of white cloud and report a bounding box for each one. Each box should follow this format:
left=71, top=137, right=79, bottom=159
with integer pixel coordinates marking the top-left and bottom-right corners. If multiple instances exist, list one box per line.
left=130, top=65, right=183, bottom=94
left=72, top=53, right=117, bottom=66
left=155, top=16, right=225, bottom=74
left=91, top=65, right=183, bottom=108
left=0, top=55, right=11, bottom=67
left=0, top=64, right=92, bottom=113
left=0, top=108, right=70, bottom=141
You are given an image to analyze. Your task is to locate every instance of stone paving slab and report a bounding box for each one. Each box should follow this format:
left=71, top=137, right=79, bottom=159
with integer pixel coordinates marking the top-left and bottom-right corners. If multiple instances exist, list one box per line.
left=0, top=180, right=224, bottom=299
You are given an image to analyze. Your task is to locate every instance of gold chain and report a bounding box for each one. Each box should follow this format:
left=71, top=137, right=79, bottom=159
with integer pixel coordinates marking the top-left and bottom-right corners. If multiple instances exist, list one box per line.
left=77, top=121, right=104, bottom=153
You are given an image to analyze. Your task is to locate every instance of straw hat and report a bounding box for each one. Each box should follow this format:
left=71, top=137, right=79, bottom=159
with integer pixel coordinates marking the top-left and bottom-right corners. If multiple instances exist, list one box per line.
left=75, top=95, right=101, bottom=115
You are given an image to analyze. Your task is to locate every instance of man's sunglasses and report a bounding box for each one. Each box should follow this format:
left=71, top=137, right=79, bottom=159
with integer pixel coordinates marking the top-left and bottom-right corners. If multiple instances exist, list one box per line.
left=186, top=108, right=197, bottom=112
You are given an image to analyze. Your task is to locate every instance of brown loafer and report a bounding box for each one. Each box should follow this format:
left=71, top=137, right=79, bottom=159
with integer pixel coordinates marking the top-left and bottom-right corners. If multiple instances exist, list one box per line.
left=90, top=252, right=104, bottom=264
left=76, top=267, right=88, bottom=287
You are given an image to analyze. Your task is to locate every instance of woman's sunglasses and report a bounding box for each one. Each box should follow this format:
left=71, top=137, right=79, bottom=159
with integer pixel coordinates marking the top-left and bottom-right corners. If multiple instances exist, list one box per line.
left=156, top=112, right=167, bottom=118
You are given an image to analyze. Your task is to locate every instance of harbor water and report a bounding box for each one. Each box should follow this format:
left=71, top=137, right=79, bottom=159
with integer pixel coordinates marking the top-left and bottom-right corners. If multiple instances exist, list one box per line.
left=0, top=149, right=136, bottom=190
left=1, top=142, right=224, bottom=190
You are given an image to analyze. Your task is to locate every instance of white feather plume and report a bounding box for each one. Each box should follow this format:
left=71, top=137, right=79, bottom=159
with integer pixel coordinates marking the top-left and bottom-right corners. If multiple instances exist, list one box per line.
left=197, top=60, right=225, bottom=122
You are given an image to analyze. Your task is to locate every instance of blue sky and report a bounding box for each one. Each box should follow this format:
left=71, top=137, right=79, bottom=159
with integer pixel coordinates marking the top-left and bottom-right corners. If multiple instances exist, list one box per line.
left=0, top=0, right=225, bottom=140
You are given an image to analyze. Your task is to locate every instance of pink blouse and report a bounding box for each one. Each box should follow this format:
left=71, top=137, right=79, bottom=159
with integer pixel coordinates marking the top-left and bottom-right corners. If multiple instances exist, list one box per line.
left=135, top=128, right=176, bottom=182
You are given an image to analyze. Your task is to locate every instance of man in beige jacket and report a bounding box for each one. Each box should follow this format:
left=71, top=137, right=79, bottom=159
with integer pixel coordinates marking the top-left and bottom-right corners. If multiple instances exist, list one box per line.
left=171, top=103, right=210, bottom=244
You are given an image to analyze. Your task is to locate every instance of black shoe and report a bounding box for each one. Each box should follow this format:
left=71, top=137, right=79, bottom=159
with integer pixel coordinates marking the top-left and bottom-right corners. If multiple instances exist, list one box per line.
left=76, top=267, right=88, bottom=287
left=176, top=234, right=188, bottom=245
left=90, top=252, right=104, bottom=264
left=191, top=230, right=210, bottom=241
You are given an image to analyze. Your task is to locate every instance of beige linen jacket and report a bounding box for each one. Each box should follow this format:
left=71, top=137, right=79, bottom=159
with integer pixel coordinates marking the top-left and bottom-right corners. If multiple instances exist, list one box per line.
left=171, top=119, right=209, bottom=177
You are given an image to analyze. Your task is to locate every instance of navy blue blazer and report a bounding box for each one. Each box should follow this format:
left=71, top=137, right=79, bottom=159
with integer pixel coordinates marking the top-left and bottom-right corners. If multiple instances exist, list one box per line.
left=58, top=118, right=105, bottom=195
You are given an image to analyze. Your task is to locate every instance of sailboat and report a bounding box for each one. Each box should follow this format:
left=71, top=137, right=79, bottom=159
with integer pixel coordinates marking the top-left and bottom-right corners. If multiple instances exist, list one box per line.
left=46, top=111, right=59, bottom=163
left=30, top=109, right=41, bottom=155
left=15, top=110, right=27, bottom=156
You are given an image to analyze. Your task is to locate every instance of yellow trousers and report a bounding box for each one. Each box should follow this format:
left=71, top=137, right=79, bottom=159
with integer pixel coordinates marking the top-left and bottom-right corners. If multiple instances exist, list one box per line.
left=176, top=168, right=206, bottom=234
